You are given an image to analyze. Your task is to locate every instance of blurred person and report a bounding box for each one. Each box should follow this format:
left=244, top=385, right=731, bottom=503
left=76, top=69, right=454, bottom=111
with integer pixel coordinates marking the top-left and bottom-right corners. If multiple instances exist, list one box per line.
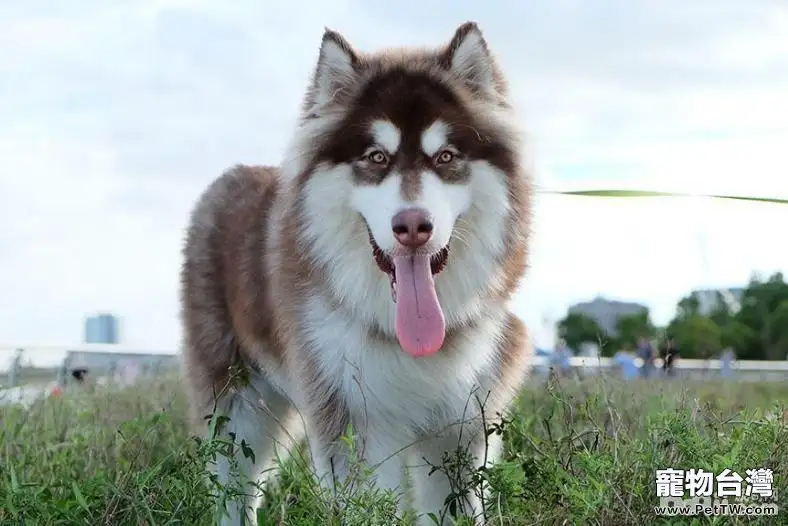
left=71, top=368, right=89, bottom=384
left=720, top=347, right=735, bottom=379
left=662, top=338, right=680, bottom=378
left=636, top=335, right=655, bottom=379
left=614, top=351, right=639, bottom=380
left=551, top=338, right=574, bottom=378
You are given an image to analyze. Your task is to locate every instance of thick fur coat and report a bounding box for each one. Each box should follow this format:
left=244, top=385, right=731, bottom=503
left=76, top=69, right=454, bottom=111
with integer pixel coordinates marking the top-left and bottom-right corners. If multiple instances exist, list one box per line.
left=180, top=22, right=533, bottom=526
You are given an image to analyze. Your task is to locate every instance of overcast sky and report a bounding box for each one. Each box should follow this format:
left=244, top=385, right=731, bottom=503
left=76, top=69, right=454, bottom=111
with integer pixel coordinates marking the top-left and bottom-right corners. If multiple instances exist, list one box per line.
left=2, top=0, right=788, bottom=356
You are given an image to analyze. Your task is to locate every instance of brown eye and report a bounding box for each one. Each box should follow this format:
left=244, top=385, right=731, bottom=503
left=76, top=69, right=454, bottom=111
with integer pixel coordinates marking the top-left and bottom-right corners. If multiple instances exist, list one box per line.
left=436, top=150, right=455, bottom=165
left=368, top=150, right=388, bottom=165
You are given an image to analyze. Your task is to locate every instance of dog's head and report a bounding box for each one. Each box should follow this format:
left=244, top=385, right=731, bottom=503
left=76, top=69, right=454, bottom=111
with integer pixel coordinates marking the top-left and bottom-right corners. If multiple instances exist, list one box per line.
left=284, top=23, right=530, bottom=357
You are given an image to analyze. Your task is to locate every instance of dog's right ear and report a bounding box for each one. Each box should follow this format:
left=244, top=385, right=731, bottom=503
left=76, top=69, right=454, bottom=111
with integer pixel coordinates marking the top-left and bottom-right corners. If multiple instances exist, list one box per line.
left=311, top=29, right=360, bottom=108
left=440, top=22, right=500, bottom=96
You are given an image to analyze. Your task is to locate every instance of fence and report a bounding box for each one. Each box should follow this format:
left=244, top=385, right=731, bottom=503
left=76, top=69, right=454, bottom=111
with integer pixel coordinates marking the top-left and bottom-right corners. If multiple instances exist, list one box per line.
left=0, top=344, right=180, bottom=391
left=1, top=345, right=786, bottom=408
left=3, top=344, right=788, bottom=388
left=535, top=355, right=788, bottom=382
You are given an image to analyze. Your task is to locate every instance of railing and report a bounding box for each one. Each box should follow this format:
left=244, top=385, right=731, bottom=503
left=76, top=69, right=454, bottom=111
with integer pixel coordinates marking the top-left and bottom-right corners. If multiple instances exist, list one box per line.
left=0, top=345, right=179, bottom=391
left=530, top=355, right=788, bottom=383
left=0, top=344, right=788, bottom=398
left=535, top=355, right=788, bottom=371
left=0, top=343, right=180, bottom=355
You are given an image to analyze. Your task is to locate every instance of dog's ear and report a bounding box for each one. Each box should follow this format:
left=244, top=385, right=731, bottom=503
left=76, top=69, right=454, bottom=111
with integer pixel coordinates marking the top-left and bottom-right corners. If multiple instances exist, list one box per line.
left=310, top=28, right=360, bottom=109
left=440, top=22, right=497, bottom=94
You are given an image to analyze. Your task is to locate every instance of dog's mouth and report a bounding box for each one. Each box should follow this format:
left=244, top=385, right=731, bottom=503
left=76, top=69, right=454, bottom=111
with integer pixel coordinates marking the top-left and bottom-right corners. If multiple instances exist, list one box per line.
left=367, top=229, right=449, bottom=359
left=368, top=231, right=450, bottom=285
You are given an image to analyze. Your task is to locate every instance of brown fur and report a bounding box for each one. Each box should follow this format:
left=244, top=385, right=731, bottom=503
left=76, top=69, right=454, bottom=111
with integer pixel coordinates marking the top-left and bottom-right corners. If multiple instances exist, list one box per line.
left=179, top=165, right=282, bottom=418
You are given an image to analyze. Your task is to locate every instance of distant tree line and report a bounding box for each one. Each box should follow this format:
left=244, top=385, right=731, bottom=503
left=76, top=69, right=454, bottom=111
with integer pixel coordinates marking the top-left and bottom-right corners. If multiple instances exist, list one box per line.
left=557, top=272, right=788, bottom=360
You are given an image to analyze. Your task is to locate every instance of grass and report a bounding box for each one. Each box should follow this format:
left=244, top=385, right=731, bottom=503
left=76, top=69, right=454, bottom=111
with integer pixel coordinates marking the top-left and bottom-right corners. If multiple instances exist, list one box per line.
left=1, top=372, right=786, bottom=525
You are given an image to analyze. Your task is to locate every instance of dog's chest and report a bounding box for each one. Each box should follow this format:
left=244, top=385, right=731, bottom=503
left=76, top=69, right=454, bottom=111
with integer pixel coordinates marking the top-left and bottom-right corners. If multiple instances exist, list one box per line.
left=302, top=296, right=501, bottom=428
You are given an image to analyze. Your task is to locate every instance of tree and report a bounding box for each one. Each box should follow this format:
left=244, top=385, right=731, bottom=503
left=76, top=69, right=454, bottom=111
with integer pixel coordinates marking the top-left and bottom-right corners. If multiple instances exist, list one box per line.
left=665, top=272, right=788, bottom=360
left=613, top=309, right=656, bottom=350
left=668, top=314, right=722, bottom=359
left=676, top=294, right=702, bottom=319
left=557, top=312, right=609, bottom=354
left=734, top=273, right=788, bottom=360
left=766, top=300, right=788, bottom=360
left=719, top=321, right=757, bottom=357
left=565, top=273, right=788, bottom=361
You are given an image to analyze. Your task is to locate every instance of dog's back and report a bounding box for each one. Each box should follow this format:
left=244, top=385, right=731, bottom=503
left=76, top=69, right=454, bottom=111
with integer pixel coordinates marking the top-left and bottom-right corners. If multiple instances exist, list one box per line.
left=180, top=165, right=281, bottom=421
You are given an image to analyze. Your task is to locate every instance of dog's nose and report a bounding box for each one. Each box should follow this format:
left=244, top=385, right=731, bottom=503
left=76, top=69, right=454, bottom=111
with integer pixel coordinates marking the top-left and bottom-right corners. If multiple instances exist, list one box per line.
left=391, top=208, right=434, bottom=247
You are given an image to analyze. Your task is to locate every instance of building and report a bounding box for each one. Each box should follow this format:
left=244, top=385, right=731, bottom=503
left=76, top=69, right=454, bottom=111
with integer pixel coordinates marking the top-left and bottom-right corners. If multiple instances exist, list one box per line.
left=690, top=287, right=745, bottom=316
left=568, top=296, right=648, bottom=337
left=66, top=350, right=178, bottom=374
left=84, top=313, right=120, bottom=344
left=62, top=349, right=180, bottom=386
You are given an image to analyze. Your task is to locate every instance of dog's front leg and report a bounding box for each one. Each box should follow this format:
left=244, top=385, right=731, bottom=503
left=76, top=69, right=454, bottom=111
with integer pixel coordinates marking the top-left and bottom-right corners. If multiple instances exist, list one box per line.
left=409, top=426, right=501, bottom=526
left=308, top=420, right=409, bottom=520
left=362, top=424, right=410, bottom=516
left=309, top=433, right=352, bottom=497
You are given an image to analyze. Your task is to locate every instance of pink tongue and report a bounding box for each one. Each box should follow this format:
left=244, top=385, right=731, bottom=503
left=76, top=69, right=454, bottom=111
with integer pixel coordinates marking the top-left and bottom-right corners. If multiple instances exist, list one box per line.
left=393, top=255, right=446, bottom=357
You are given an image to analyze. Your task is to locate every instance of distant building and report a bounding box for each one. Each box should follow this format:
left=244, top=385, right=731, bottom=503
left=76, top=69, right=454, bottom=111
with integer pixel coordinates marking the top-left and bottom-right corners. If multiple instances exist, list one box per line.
left=84, top=313, right=120, bottom=344
left=62, top=350, right=179, bottom=386
left=690, top=287, right=745, bottom=316
left=568, top=296, right=648, bottom=337
left=67, top=350, right=178, bottom=373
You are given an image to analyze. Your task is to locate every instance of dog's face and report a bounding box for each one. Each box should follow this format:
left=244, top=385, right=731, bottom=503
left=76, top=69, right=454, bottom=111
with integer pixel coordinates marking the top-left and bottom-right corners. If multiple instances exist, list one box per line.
left=285, top=23, right=529, bottom=357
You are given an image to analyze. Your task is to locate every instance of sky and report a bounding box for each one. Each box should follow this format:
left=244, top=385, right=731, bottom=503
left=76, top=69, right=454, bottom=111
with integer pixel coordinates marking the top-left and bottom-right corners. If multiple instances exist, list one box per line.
left=2, top=0, right=788, bottom=357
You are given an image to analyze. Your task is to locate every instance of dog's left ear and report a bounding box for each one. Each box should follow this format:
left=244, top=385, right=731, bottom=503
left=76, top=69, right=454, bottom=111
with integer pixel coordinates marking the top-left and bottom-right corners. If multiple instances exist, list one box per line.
left=440, top=22, right=496, bottom=93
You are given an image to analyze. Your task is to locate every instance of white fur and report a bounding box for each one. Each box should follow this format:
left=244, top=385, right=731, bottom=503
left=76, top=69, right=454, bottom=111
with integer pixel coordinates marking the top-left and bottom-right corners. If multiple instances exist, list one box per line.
left=371, top=119, right=402, bottom=154
left=299, top=292, right=508, bottom=523
left=280, top=108, right=346, bottom=183
left=350, top=170, right=471, bottom=254
left=294, top=155, right=516, bottom=522
left=409, top=430, right=503, bottom=523
left=301, top=293, right=502, bottom=430
left=214, top=372, right=304, bottom=526
left=300, top=160, right=510, bottom=337
left=421, top=119, right=449, bottom=157
left=313, top=38, right=357, bottom=109
left=449, top=27, right=496, bottom=92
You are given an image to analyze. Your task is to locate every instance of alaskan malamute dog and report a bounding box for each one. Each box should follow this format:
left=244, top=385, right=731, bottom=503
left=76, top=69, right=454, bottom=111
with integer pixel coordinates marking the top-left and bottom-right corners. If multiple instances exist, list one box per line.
left=180, top=21, right=532, bottom=526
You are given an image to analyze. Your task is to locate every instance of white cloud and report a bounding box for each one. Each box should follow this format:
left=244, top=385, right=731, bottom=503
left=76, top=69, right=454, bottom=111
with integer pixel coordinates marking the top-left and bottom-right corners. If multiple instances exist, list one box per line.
left=2, top=0, right=787, bottom=359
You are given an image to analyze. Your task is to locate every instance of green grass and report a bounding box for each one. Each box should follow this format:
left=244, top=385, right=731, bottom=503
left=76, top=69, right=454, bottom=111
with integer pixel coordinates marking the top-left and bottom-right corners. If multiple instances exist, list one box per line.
left=1, top=373, right=786, bottom=525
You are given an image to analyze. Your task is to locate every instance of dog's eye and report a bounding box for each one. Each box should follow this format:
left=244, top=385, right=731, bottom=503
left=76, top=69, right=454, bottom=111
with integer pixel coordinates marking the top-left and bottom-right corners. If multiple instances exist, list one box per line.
left=367, top=150, right=388, bottom=165
left=435, top=150, right=455, bottom=165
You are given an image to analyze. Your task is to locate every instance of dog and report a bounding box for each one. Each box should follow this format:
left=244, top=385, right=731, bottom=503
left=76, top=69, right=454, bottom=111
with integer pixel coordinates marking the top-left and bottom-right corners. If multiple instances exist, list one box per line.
left=180, top=21, right=533, bottom=526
